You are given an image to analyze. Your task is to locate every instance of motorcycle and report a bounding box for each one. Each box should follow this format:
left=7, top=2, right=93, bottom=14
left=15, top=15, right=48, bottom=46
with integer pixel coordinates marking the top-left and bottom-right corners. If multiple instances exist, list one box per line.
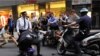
left=39, top=29, right=59, bottom=47
left=57, top=27, right=100, bottom=56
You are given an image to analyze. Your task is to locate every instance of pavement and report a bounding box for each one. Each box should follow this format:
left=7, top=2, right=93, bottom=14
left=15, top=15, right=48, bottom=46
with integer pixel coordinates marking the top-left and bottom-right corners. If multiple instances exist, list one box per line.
left=0, top=43, right=97, bottom=56
left=0, top=30, right=100, bottom=56
left=0, top=29, right=100, bottom=42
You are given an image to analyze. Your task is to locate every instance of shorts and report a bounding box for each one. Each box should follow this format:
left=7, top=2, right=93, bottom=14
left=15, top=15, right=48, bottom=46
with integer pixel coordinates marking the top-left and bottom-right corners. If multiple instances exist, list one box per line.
left=2, top=33, right=11, bottom=43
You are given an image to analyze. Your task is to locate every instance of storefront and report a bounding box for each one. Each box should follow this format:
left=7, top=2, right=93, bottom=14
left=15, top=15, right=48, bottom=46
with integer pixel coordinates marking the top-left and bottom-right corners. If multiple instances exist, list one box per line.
left=0, top=7, right=12, bottom=27
left=18, top=4, right=39, bottom=20
left=17, top=0, right=66, bottom=19
left=46, top=0, right=66, bottom=17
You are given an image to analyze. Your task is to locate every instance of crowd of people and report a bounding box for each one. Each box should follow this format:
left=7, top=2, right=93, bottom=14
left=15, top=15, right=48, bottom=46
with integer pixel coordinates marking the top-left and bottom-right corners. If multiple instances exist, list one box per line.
left=0, top=8, right=91, bottom=56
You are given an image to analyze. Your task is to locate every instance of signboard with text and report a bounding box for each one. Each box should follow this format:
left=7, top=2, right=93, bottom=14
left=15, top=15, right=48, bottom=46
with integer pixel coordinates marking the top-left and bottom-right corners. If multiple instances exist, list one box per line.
left=72, top=0, right=91, bottom=5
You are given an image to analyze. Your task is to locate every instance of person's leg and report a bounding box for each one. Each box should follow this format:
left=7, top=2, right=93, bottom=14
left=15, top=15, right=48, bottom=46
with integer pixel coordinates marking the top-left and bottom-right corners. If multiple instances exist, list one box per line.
left=11, top=36, right=18, bottom=45
left=18, top=40, right=30, bottom=55
left=17, top=30, right=25, bottom=42
left=35, top=42, right=42, bottom=56
left=0, top=34, right=8, bottom=47
left=37, top=43, right=40, bottom=55
left=42, top=36, right=46, bottom=46
left=72, top=41, right=82, bottom=56
left=10, top=28, right=18, bottom=45
left=18, top=42, right=25, bottom=56
left=73, top=33, right=82, bottom=56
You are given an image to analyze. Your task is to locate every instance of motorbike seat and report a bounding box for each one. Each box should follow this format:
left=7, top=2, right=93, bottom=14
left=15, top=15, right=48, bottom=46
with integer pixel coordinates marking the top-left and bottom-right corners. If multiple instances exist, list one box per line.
left=86, top=32, right=99, bottom=37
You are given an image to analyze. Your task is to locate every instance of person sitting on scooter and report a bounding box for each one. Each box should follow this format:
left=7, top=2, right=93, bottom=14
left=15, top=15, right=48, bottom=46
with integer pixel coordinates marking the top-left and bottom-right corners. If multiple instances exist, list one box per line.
left=64, top=8, right=92, bottom=56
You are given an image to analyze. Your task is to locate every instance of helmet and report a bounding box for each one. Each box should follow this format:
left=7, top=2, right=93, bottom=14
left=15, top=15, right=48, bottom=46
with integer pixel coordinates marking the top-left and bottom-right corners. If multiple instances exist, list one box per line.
left=80, top=8, right=88, bottom=12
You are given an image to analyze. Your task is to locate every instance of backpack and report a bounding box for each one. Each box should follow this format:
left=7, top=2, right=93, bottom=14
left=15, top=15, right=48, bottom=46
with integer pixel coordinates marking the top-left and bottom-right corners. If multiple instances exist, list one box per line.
left=19, top=30, right=40, bottom=44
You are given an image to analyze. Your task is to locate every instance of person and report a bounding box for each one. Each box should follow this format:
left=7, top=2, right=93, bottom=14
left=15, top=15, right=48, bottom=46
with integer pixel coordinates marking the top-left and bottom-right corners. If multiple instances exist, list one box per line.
left=31, top=12, right=39, bottom=29
left=16, top=11, right=32, bottom=35
left=59, top=13, right=69, bottom=30
left=64, top=8, right=92, bottom=56
left=16, top=11, right=32, bottom=47
left=47, top=12, right=59, bottom=46
left=0, top=25, right=18, bottom=47
left=68, top=9, right=80, bottom=34
left=16, top=11, right=42, bottom=56
left=0, top=26, right=8, bottom=47
left=8, top=15, right=14, bottom=35
left=39, top=13, right=48, bottom=31
left=68, top=10, right=80, bottom=24
left=0, top=15, right=6, bottom=27
left=48, top=12, right=59, bottom=30
left=18, top=30, right=35, bottom=56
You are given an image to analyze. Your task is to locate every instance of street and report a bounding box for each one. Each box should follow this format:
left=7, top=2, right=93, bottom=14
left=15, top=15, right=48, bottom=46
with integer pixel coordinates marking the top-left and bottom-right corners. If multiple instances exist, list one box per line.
left=0, top=43, right=100, bottom=56
left=0, top=30, right=100, bottom=56
left=0, top=43, right=58, bottom=56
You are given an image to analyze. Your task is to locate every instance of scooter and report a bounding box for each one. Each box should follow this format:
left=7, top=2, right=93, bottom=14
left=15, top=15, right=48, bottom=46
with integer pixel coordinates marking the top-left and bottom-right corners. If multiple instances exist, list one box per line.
left=57, top=27, right=100, bottom=56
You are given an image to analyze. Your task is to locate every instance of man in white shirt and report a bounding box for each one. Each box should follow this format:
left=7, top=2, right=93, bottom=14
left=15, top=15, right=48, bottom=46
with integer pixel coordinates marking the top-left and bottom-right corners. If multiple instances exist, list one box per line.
left=16, top=11, right=32, bottom=43
left=16, top=11, right=32, bottom=35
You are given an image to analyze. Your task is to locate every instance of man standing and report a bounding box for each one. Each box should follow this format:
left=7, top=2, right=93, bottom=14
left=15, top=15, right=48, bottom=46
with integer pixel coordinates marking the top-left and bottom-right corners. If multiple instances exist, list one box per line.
left=31, top=12, right=39, bottom=29
left=8, top=15, right=14, bottom=36
left=16, top=11, right=32, bottom=43
left=16, top=11, right=32, bottom=35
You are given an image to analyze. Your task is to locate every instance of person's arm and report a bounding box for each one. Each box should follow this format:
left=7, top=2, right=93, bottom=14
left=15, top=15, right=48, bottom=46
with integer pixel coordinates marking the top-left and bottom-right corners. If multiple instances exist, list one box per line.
left=48, top=19, right=51, bottom=25
left=28, top=21, right=32, bottom=32
left=64, top=17, right=82, bottom=27
left=64, top=22, right=76, bottom=27
left=0, top=28, right=3, bottom=35
left=16, top=19, right=20, bottom=34
left=51, top=19, right=57, bottom=23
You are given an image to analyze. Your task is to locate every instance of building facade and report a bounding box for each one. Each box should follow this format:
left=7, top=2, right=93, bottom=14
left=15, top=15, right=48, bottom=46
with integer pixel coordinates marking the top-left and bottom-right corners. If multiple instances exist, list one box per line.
left=92, top=0, right=100, bottom=29
left=0, top=0, right=71, bottom=26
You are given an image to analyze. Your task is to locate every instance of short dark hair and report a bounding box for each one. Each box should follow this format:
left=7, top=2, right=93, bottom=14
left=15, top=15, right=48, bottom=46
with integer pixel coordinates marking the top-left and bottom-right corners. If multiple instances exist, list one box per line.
left=21, top=11, right=26, bottom=16
left=4, top=25, right=8, bottom=30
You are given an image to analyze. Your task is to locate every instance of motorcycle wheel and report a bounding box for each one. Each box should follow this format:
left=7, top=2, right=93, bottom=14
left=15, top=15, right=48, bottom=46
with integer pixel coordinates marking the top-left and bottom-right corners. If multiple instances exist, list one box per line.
left=86, top=42, right=100, bottom=56
left=57, top=42, right=66, bottom=55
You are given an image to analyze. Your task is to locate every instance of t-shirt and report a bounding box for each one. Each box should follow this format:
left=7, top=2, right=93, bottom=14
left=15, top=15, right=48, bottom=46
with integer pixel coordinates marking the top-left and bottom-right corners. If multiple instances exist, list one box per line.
left=68, top=14, right=80, bottom=23
left=48, top=17, right=58, bottom=27
left=41, top=19, right=48, bottom=25
left=8, top=19, right=14, bottom=28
